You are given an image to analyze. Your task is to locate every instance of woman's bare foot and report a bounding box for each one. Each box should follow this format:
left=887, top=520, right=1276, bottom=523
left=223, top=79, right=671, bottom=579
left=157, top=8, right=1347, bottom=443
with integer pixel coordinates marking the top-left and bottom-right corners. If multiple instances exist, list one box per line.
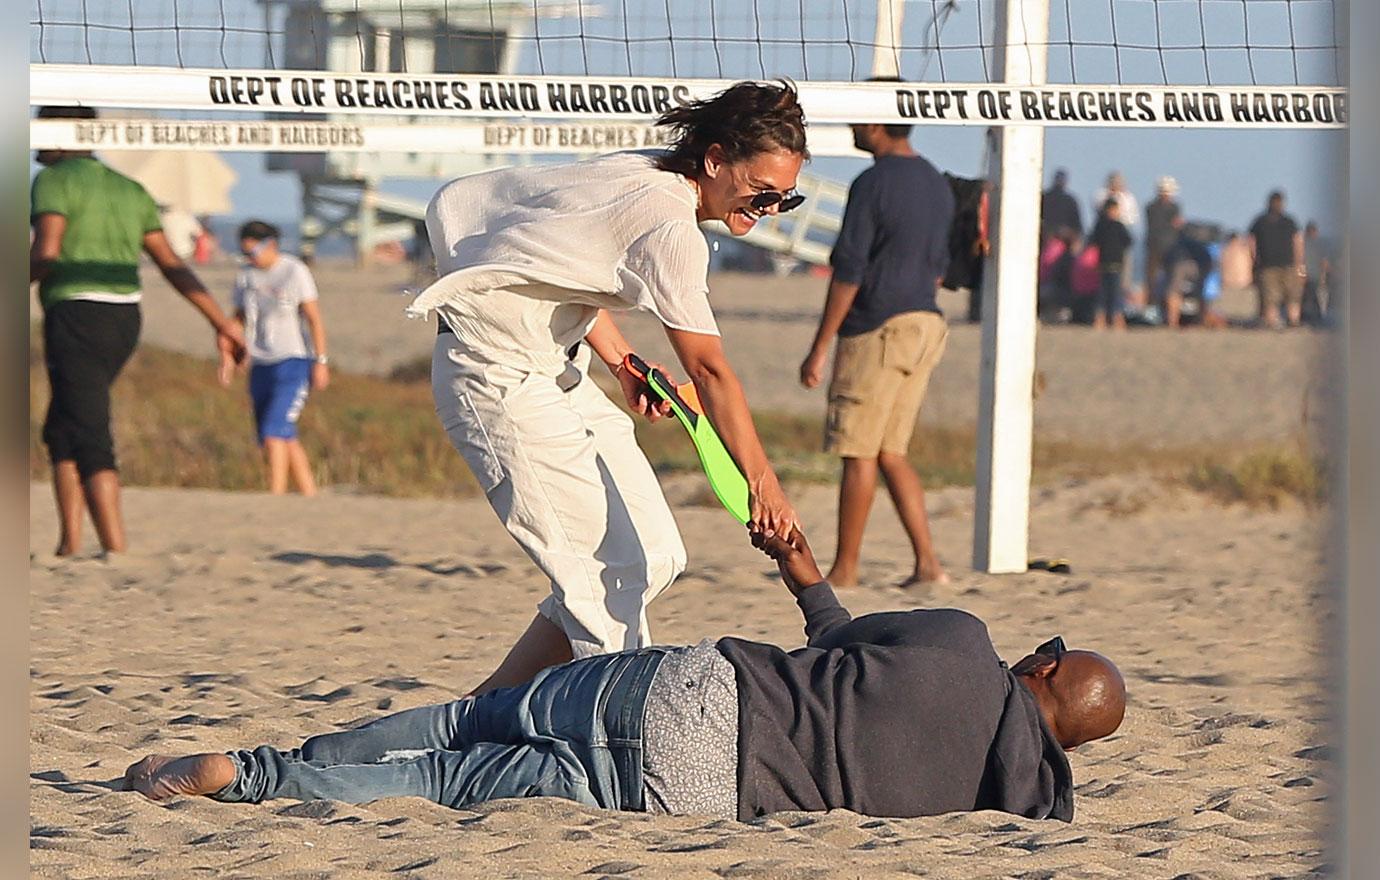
left=122, top=753, right=237, bottom=802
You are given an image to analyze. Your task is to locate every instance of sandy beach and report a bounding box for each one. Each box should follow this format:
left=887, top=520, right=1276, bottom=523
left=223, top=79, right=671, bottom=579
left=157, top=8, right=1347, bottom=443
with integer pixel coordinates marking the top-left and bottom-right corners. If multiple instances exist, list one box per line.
left=29, top=475, right=1335, bottom=878
left=29, top=264, right=1339, bottom=878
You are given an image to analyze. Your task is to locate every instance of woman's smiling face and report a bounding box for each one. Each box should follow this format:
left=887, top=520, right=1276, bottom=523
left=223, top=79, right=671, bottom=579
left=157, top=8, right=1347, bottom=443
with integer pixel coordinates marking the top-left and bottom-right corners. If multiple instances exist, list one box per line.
left=696, top=145, right=805, bottom=236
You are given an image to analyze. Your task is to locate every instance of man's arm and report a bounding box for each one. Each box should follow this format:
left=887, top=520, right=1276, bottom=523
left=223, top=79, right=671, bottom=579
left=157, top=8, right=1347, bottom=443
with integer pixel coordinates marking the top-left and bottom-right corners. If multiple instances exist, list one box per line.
left=143, top=230, right=245, bottom=354
left=752, top=531, right=853, bottom=644
left=795, top=583, right=853, bottom=646
left=217, top=309, right=246, bottom=387
left=801, top=175, right=875, bottom=388
left=755, top=529, right=990, bottom=653
left=30, top=213, right=65, bottom=286
left=799, top=276, right=860, bottom=388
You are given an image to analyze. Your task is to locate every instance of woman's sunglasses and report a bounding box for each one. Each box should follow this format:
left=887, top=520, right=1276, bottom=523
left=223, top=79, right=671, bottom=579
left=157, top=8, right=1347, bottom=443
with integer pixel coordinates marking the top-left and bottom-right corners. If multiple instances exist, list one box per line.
left=749, top=189, right=806, bottom=213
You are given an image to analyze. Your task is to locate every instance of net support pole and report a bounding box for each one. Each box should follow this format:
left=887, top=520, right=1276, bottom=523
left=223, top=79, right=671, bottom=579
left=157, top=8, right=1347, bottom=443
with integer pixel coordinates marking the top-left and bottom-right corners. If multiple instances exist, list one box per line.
left=870, top=0, right=905, bottom=78
left=972, top=0, right=1049, bottom=574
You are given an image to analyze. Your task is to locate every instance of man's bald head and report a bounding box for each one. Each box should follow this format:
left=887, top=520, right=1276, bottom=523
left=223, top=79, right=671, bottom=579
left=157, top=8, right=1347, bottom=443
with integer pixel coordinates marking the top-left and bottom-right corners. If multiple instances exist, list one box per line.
left=1013, top=647, right=1126, bottom=750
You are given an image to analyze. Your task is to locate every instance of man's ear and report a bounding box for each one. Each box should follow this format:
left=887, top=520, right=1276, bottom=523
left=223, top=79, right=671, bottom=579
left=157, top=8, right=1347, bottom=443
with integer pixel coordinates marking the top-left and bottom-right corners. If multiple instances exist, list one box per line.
left=1010, top=653, right=1057, bottom=678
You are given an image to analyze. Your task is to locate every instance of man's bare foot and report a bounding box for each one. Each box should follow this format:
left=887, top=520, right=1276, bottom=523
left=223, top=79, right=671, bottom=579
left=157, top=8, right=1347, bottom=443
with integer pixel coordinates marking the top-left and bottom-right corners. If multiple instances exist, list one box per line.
left=825, top=567, right=858, bottom=589
left=122, top=754, right=236, bottom=802
left=899, top=563, right=950, bottom=589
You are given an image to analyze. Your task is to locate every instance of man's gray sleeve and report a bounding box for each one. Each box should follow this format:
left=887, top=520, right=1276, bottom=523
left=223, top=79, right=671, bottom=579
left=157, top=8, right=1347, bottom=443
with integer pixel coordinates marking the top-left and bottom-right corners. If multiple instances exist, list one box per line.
left=796, top=582, right=852, bottom=645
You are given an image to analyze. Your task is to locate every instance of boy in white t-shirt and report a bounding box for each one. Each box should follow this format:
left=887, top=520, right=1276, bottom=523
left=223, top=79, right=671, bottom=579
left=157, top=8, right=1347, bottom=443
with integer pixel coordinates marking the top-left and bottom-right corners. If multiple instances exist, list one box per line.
left=219, top=220, right=330, bottom=495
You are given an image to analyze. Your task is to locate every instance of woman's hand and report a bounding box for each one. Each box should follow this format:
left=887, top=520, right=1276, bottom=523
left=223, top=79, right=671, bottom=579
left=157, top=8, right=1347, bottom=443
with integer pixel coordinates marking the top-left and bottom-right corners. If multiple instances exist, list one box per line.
left=311, top=362, right=331, bottom=391
left=747, top=468, right=798, bottom=539
left=613, top=359, right=674, bottom=423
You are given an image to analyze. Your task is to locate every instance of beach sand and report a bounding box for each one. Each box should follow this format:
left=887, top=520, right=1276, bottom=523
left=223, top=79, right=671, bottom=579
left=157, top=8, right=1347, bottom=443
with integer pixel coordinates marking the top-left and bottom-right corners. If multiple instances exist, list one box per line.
left=30, top=474, right=1335, bottom=879
left=29, top=263, right=1339, bottom=877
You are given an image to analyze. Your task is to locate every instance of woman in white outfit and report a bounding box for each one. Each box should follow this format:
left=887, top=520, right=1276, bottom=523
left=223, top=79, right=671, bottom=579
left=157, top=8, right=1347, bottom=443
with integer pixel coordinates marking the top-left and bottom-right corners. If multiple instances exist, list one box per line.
left=411, top=82, right=808, bottom=693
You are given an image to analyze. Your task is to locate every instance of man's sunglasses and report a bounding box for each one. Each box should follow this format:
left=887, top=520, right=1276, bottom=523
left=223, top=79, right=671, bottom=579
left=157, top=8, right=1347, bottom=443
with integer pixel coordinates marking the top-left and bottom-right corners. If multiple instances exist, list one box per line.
left=749, top=189, right=806, bottom=213
left=1035, top=635, right=1066, bottom=659
left=1010, top=635, right=1065, bottom=675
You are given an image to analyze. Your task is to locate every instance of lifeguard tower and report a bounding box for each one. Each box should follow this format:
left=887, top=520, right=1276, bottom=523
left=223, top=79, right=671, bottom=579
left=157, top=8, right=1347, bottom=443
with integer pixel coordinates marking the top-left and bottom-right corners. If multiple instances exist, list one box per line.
left=258, top=0, right=583, bottom=261
left=254, top=0, right=847, bottom=270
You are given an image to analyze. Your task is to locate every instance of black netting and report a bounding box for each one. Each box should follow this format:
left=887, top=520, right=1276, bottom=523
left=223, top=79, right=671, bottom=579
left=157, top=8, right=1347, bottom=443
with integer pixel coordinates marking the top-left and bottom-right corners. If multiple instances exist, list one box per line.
left=31, top=0, right=1344, bottom=87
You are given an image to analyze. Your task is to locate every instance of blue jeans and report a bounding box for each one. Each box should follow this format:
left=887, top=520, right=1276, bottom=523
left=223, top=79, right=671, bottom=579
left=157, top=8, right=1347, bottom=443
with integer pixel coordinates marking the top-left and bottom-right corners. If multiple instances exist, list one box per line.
left=213, top=648, right=669, bottom=811
left=1097, top=270, right=1124, bottom=320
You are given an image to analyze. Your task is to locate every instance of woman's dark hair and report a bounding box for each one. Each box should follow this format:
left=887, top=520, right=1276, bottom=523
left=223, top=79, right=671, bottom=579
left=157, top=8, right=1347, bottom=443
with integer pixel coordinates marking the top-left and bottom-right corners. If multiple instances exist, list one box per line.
left=654, top=80, right=809, bottom=177
left=238, top=219, right=280, bottom=241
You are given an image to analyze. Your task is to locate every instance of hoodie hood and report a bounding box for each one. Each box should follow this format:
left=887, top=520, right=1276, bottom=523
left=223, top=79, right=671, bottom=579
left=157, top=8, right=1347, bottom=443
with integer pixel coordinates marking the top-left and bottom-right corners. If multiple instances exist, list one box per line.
left=979, top=670, right=1075, bottom=822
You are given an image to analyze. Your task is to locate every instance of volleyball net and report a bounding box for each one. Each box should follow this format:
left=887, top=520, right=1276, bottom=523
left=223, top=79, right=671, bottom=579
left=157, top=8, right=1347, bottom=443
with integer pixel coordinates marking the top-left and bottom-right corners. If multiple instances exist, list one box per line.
left=30, top=0, right=1348, bottom=155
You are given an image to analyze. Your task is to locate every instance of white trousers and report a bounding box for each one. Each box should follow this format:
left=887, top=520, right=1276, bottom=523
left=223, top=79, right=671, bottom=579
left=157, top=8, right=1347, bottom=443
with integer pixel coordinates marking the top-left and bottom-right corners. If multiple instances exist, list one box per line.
left=431, top=336, right=687, bottom=659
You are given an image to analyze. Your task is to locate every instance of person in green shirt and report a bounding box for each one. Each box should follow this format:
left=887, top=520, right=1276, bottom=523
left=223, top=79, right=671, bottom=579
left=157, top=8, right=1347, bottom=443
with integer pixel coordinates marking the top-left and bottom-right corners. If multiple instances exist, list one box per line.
left=29, top=105, right=245, bottom=557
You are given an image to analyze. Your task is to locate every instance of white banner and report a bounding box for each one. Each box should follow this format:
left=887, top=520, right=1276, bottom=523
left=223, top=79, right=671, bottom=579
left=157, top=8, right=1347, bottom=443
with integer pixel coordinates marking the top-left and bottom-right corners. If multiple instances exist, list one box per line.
left=29, top=117, right=862, bottom=156
left=31, top=64, right=1348, bottom=129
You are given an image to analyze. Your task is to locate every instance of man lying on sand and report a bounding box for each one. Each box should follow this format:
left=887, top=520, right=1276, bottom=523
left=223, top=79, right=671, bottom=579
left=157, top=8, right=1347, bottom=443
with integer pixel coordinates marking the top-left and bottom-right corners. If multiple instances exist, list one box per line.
left=124, top=530, right=1125, bottom=822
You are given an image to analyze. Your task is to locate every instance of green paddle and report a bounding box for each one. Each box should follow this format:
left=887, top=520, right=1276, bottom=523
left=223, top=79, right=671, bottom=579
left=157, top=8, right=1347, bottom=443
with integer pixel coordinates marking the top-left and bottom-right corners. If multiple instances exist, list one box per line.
left=624, top=353, right=751, bottom=525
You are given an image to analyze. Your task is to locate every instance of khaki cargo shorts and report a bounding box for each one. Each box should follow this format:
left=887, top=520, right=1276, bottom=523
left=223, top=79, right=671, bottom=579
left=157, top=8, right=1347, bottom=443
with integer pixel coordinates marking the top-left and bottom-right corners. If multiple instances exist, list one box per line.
left=825, top=310, right=948, bottom=458
left=1257, top=266, right=1304, bottom=310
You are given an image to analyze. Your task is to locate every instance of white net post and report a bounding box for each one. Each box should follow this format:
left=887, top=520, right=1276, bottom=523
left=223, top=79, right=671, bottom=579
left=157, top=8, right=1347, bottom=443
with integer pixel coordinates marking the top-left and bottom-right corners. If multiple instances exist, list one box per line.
left=870, top=0, right=905, bottom=79
left=972, top=0, right=1049, bottom=574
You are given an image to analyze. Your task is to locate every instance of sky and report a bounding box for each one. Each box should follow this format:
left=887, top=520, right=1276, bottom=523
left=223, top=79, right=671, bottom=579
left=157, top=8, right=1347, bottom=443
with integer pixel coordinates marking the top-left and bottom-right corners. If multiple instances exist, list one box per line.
left=30, top=0, right=1348, bottom=234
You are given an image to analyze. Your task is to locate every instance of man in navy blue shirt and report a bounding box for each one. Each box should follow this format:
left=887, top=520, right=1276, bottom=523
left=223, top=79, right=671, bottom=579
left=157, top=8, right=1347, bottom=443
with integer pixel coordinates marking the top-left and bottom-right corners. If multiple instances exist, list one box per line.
left=799, top=103, right=955, bottom=589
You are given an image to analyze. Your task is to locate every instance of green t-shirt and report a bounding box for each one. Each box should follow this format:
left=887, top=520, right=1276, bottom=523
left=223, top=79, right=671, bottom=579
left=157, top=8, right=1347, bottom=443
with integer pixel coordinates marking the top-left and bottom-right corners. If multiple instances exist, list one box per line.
left=30, top=157, right=162, bottom=310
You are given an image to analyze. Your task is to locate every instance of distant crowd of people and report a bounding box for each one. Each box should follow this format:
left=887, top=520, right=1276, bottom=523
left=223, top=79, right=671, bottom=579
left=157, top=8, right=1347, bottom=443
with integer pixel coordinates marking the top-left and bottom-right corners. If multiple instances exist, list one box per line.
left=1038, top=170, right=1338, bottom=331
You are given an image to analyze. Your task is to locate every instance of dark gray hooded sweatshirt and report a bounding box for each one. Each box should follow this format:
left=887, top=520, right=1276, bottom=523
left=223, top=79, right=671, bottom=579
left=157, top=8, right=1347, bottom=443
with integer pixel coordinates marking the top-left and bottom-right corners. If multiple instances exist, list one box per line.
left=715, top=583, right=1074, bottom=822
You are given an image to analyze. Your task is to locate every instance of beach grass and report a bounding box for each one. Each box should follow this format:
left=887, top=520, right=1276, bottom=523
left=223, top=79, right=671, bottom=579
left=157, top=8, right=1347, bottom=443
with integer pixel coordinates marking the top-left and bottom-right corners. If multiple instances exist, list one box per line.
left=29, top=334, right=1327, bottom=506
left=1186, top=443, right=1329, bottom=508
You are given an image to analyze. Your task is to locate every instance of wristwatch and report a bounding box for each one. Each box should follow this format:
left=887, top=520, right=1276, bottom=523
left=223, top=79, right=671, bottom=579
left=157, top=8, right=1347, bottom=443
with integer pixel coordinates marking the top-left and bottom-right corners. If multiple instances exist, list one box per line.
left=315, top=354, right=330, bottom=366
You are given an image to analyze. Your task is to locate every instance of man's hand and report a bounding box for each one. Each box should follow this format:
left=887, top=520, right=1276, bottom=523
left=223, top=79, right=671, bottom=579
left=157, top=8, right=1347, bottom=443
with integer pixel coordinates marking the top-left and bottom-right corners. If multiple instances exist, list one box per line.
left=311, top=363, right=331, bottom=391
left=613, top=359, right=674, bottom=423
left=216, top=351, right=237, bottom=388
left=217, top=319, right=246, bottom=354
left=215, top=330, right=244, bottom=387
left=216, top=331, right=246, bottom=372
left=751, top=529, right=824, bottom=598
left=799, top=346, right=827, bottom=389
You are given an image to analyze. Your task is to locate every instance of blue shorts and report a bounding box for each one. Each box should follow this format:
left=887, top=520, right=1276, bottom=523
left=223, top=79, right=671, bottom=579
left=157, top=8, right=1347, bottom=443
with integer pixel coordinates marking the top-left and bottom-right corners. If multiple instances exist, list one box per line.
left=249, top=358, right=312, bottom=444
